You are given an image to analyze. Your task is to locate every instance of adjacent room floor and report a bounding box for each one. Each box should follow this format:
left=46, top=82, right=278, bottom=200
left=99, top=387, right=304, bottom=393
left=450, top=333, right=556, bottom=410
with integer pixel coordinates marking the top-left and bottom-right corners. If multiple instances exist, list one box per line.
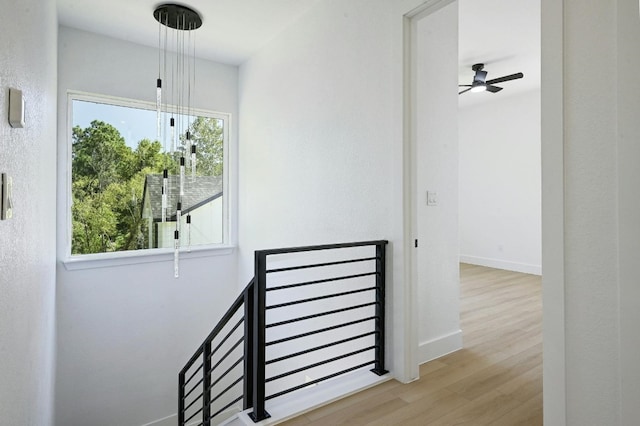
left=279, top=263, right=542, bottom=425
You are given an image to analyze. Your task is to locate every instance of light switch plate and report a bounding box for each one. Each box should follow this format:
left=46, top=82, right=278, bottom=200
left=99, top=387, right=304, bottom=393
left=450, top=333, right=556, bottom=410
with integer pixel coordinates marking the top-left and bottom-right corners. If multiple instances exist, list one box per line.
left=1, top=173, right=13, bottom=220
left=9, top=88, right=25, bottom=128
left=426, top=191, right=438, bottom=206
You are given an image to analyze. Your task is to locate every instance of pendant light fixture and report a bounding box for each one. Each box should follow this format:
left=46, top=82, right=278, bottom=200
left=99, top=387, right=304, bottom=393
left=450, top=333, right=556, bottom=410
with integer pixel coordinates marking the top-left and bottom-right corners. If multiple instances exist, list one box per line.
left=154, top=4, right=202, bottom=278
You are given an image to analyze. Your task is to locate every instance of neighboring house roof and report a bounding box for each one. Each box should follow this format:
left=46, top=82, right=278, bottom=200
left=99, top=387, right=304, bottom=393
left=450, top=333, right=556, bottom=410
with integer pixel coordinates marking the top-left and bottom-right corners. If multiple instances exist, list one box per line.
left=142, top=174, right=223, bottom=221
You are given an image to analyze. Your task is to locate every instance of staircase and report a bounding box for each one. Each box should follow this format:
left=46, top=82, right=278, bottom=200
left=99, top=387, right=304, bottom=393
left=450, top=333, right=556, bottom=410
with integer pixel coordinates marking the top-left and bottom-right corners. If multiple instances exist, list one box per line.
left=178, top=240, right=388, bottom=426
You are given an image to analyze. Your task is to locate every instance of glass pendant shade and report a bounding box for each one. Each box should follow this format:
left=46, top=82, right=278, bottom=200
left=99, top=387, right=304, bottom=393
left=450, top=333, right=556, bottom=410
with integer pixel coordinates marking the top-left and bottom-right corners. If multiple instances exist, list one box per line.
left=191, top=145, right=197, bottom=177
left=179, top=157, right=185, bottom=196
left=162, top=169, right=168, bottom=222
left=170, top=117, right=175, bottom=152
left=186, top=214, right=192, bottom=252
left=174, top=230, right=180, bottom=278
left=156, top=79, right=162, bottom=140
left=176, top=202, right=182, bottom=231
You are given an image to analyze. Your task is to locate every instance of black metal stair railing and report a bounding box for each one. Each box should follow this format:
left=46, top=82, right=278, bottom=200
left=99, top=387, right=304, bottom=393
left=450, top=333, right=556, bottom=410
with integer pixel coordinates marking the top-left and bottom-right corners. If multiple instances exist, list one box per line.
left=178, top=280, right=253, bottom=426
left=178, top=240, right=388, bottom=426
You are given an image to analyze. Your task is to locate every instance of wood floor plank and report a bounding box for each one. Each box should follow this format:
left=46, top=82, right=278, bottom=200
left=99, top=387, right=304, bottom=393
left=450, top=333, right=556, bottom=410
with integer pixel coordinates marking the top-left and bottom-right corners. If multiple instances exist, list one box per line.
left=365, top=388, right=469, bottom=426
left=425, top=390, right=523, bottom=426
left=444, top=343, right=541, bottom=401
left=303, top=391, right=408, bottom=425
left=277, top=264, right=542, bottom=425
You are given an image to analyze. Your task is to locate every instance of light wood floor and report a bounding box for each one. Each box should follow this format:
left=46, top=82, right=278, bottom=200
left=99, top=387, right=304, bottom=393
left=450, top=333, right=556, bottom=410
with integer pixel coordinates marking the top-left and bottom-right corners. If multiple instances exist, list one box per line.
left=279, top=263, right=542, bottom=425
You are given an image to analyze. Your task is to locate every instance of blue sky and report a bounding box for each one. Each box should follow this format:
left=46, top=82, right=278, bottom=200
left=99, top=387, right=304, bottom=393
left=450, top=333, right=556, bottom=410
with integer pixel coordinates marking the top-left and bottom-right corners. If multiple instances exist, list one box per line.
left=73, top=100, right=157, bottom=149
left=72, top=99, right=199, bottom=151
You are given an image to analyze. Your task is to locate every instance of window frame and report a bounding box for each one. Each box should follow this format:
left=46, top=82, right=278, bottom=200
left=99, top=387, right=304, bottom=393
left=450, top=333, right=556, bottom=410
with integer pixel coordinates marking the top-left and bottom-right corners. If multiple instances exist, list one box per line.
left=63, top=90, right=233, bottom=270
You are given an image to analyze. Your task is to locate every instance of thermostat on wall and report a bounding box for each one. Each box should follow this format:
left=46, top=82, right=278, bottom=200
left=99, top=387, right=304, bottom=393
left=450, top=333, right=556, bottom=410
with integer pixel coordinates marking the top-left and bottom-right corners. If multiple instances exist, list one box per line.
left=8, top=88, right=25, bottom=128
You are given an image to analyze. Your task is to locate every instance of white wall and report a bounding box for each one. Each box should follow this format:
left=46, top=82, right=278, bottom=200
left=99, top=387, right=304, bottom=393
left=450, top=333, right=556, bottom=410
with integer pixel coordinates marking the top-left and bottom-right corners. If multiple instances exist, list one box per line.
left=238, top=0, right=396, bottom=275
left=560, top=1, right=619, bottom=424
left=0, top=0, right=57, bottom=424
left=56, top=27, right=241, bottom=426
left=238, top=0, right=403, bottom=382
left=542, top=0, right=640, bottom=424
left=459, top=90, right=541, bottom=275
left=413, top=3, right=462, bottom=363
left=238, top=0, right=462, bottom=382
left=616, top=1, right=640, bottom=423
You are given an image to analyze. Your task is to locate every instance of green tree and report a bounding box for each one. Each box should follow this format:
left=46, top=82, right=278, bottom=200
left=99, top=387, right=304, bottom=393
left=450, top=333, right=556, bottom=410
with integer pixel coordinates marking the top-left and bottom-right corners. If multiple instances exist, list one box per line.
left=72, top=179, right=118, bottom=253
left=72, top=120, right=131, bottom=192
left=180, top=116, right=224, bottom=176
left=71, top=122, right=166, bottom=254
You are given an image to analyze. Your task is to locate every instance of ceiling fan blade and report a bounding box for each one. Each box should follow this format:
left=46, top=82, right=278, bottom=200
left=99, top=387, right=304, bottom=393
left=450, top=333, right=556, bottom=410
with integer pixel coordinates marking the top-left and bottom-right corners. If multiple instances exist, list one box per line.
left=486, top=72, right=524, bottom=85
left=458, top=84, right=472, bottom=87
left=458, top=87, right=472, bottom=95
left=486, top=85, right=503, bottom=93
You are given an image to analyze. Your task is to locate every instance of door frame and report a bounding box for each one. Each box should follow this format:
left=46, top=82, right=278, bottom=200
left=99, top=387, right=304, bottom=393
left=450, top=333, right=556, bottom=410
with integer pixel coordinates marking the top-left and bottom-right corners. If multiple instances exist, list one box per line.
left=398, top=1, right=566, bottom=423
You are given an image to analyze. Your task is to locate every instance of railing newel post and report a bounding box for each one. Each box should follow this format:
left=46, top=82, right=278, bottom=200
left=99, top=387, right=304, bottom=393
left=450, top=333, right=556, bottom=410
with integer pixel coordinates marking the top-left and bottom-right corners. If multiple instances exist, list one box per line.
left=249, top=251, right=270, bottom=422
left=178, top=371, right=185, bottom=426
left=243, top=282, right=254, bottom=410
left=371, top=242, right=388, bottom=376
left=203, top=341, right=212, bottom=426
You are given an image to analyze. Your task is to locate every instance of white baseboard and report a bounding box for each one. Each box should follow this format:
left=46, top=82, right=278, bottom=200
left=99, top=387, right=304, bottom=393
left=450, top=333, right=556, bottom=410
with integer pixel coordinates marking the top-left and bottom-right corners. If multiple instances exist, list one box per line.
left=459, top=255, right=542, bottom=276
left=140, top=408, right=239, bottom=426
left=235, top=368, right=390, bottom=425
left=139, top=413, right=177, bottom=426
left=418, top=330, right=463, bottom=365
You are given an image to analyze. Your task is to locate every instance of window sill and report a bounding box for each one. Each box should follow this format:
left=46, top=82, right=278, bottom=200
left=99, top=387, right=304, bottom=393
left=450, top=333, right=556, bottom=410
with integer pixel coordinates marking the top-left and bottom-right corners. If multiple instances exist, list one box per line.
left=61, top=245, right=235, bottom=271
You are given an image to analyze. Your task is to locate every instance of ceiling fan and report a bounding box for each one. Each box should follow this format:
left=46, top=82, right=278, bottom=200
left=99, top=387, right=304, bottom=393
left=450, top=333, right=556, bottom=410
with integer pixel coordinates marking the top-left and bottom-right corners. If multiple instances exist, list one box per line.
left=458, top=63, right=524, bottom=95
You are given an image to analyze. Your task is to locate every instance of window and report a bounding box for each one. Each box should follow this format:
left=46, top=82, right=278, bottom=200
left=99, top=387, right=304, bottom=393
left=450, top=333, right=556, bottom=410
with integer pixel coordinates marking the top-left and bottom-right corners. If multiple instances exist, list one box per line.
left=68, top=92, right=229, bottom=257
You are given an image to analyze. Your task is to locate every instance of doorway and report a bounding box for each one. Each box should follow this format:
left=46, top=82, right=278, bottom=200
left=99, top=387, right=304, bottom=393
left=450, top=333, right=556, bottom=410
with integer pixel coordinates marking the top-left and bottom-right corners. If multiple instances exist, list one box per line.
left=404, top=0, right=544, bottom=382
left=401, top=0, right=565, bottom=423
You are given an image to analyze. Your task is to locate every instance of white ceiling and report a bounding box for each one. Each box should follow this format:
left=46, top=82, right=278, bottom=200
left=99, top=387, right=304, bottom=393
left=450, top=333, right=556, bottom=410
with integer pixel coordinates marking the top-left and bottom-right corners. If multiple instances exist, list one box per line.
left=458, top=0, right=540, bottom=106
left=57, top=0, right=320, bottom=65
left=57, top=0, right=540, bottom=102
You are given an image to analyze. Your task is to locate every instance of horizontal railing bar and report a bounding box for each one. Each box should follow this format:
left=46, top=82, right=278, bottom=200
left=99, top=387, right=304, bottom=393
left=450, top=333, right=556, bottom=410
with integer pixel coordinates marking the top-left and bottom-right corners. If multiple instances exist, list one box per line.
left=183, top=363, right=203, bottom=388
left=266, top=361, right=376, bottom=401
left=211, top=318, right=243, bottom=359
left=182, top=391, right=204, bottom=413
left=209, top=357, right=244, bottom=391
left=267, top=302, right=377, bottom=329
left=208, top=395, right=244, bottom=422
left=266, top=346, right=376, bottom=383
left=183, top=377, right=204, bottom=401
left=267, top=272, right=377, bottom=292
left=180, top=279, right=252, bottom=376
left=209, top=376, right=243, bottom=406
left=180, top=346, right=204, bottom=377
left=267, top=332, right=376, bottom=365
left=266, top=316, right=376, bottom=346
left=257, top=240, right=388, bottom=256
left=184, top=406, right=203, bottom=424
left=210, top=337, right=244, bottom=375
left=266, top=257, right=378, bottom=274
left=267, top=287, right=376, bottom=310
